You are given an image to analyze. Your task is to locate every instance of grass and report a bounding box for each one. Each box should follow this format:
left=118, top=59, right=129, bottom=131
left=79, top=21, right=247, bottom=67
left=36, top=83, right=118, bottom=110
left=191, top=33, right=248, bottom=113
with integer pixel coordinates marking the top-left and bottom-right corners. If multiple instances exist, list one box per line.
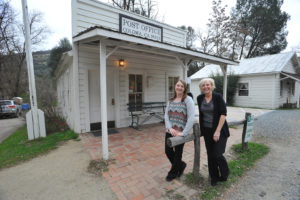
left=0, top=125, right=78, bottom=170
left=185, top=142, right=269, bottom=200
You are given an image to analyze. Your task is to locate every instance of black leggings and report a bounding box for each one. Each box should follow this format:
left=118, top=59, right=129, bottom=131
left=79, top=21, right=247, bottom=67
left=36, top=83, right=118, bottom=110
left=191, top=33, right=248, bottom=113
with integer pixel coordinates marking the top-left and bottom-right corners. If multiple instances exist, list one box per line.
left=203, top=127, right=229, bottom=182
left=165, top=133, right=185, bottom=178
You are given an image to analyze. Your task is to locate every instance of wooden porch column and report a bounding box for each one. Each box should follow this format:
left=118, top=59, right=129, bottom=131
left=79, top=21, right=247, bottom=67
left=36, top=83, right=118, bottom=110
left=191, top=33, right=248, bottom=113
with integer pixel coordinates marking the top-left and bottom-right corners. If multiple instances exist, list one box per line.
left=220, top=65, right=228, bottom=103
left=175, top=57, right=187, bottom=81
left=99, top=40, right=109, bottom=160
left=72, top=42, right=81, bottom=133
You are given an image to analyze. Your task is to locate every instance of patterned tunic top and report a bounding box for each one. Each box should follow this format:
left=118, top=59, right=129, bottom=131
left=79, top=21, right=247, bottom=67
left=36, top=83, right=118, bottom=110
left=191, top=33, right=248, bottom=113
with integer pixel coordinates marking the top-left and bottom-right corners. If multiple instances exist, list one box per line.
left=167, top=101, right=187, bottom=132
left=164, top=96, right=195, bottom=136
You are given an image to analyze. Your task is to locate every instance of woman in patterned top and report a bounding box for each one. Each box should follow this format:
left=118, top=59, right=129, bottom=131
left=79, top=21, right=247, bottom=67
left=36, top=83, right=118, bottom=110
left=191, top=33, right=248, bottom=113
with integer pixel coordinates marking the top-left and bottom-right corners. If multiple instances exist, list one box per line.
left=164, top=80, right=195, bottom=182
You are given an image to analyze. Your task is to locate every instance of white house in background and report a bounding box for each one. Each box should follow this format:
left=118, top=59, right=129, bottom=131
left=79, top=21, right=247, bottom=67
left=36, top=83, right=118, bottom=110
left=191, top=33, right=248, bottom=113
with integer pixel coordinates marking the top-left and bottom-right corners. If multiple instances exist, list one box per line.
left=55, top=0, right=237, bottom=159
left=190, top=51, right=300, bottom=109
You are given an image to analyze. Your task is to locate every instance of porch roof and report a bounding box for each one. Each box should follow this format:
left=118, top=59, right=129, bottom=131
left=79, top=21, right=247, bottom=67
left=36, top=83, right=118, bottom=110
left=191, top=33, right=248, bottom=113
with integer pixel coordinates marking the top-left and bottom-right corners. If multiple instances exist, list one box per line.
left=73, top=26, right=238, bottom=66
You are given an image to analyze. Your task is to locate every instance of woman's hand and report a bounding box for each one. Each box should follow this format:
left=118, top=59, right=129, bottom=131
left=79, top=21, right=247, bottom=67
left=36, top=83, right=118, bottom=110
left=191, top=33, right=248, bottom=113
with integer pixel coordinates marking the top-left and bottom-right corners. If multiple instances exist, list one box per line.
left=213, top=131, right=220, bottom=142
left=176, top=132, right=183, bottom=136
left=169, top=128, right=177, bottom=136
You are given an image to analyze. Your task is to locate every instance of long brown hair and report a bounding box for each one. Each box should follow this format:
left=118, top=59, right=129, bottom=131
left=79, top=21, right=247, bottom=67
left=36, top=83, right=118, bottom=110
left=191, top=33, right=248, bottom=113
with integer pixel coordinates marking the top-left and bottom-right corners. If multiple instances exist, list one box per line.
left=170, top=80, right=188, bottom=102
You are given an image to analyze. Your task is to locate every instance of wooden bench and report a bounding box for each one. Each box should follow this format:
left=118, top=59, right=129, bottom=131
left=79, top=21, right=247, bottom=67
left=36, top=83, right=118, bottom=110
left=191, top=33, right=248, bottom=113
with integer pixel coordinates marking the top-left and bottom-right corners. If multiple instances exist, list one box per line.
left=127, top=102, right=166, bottom=129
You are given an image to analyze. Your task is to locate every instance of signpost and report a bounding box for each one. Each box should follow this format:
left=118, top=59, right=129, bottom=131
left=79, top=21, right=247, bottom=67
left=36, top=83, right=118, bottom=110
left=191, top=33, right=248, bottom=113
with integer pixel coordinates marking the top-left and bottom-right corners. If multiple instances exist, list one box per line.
left=242, top=112, right=253, bottom=150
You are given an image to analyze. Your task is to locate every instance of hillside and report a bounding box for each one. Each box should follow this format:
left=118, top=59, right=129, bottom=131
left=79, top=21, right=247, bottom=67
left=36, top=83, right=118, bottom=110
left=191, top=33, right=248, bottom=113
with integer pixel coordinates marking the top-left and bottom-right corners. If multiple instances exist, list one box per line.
left=33, top=50, right=51, bottom=76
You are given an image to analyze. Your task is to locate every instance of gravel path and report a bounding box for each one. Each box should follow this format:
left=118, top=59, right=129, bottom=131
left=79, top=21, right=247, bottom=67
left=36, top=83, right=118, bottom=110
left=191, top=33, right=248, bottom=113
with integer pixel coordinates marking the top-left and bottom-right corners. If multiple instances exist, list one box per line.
left=221, top=110, right=300, bottom=200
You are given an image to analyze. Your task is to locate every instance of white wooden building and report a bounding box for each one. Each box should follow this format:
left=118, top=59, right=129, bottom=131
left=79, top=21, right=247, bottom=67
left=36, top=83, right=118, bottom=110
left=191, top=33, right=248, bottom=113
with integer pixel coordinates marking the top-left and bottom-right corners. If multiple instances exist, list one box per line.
left=190, top=51, right=300, bottom=109
left=55, top=0, right=237, bottom=159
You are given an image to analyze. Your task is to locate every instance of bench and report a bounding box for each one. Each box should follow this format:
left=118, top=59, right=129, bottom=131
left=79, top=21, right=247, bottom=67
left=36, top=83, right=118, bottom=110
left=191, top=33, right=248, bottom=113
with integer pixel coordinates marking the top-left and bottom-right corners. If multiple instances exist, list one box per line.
left=127, top=102, right=166, bottom=130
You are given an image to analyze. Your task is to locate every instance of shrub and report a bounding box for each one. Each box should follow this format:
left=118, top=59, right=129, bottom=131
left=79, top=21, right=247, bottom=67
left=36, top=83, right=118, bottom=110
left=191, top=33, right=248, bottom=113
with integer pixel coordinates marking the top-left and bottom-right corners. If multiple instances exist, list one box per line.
left=209, top=72, right=239, bottom=105
left=44, top=106, right=69, bottom=135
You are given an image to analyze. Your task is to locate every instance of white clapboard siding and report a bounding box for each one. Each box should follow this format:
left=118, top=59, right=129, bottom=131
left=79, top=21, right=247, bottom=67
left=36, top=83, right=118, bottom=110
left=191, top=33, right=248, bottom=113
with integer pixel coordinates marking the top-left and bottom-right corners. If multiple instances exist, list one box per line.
left=190, top=79, right=201, bottom=103
left=234, top=74, right=276, bottom=109
left=75, top=44, right=184, bottom=131
left=72, top=0, right=186, bottom=47
left=282, top=60, right=296, bottom=74
left=56, top=64, right=74, bottom=129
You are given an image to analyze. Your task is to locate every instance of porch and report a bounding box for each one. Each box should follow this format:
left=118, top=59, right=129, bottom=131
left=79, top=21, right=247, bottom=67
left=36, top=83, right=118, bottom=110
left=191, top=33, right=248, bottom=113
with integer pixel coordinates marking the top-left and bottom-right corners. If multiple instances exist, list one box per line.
left=80, top=123, right=242, bottom=200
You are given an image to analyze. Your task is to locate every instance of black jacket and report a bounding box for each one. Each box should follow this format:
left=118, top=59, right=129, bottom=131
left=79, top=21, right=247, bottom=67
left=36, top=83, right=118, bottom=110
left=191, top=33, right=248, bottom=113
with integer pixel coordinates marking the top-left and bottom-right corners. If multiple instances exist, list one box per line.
left=197, top=92, right=230, bottom=137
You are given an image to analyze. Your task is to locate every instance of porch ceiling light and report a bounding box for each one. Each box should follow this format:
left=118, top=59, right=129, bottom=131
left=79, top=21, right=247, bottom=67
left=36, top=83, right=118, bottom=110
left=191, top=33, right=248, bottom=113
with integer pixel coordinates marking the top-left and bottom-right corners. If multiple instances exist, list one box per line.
left=119, top=59, right=125, bottom=67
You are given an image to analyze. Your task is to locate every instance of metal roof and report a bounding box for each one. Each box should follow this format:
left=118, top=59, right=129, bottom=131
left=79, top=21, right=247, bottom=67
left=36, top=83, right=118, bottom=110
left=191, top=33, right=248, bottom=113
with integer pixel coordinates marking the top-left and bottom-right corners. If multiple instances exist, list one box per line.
left=190, top=51, right=298, bottom=80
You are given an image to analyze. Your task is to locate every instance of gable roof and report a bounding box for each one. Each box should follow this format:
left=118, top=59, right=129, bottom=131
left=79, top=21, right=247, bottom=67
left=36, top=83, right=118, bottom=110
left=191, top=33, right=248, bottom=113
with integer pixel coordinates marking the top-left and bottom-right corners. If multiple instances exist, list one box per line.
left=190, top=51, right=298, bottom=80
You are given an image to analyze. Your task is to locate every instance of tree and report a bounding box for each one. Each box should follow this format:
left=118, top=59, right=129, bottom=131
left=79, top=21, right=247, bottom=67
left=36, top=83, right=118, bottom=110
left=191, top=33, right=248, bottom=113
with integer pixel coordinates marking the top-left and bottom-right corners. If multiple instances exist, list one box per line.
left=178, top=25, right=197, bottom=49
left=231, top=0, right=290, bottom=58
left=110, top=0, right=158, bottom=18
left=0, top=1, right=49, bottom=98
left=206, top=0, right=232, bottom=57
left=47, top=38, right=72, bottom=75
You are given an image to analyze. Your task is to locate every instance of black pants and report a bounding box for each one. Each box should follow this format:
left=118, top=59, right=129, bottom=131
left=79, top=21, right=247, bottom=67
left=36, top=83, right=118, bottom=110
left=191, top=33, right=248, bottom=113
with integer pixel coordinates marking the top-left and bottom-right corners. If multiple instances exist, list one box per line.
left=165, top=133, right=185, bottom=178
left=203, top=127, right=229, bottom=182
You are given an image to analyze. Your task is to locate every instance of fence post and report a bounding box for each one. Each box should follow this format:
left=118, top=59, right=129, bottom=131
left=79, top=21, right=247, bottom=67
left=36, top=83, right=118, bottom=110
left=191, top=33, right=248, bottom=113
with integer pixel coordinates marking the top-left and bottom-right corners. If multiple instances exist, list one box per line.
left=192, top=123, right=200, bottom=184
left=242, top=112, right=251, bottom=150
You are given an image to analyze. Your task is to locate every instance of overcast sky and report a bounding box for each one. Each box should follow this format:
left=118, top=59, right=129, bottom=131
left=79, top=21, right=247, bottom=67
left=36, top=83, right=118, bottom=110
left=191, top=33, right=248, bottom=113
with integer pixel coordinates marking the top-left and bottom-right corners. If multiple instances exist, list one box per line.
left=11, top=0, right=300, bottom=51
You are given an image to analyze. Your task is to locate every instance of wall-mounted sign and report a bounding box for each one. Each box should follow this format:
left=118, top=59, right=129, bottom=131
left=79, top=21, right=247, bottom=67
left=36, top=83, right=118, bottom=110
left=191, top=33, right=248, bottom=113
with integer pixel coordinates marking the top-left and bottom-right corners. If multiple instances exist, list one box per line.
left=119, top=14, right=163, bottom=42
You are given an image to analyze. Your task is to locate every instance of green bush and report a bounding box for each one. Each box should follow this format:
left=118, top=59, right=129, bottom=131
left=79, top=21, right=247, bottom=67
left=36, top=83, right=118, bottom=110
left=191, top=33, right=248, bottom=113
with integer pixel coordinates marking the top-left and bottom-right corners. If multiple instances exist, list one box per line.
left=210, top=72, right=239, bottom=105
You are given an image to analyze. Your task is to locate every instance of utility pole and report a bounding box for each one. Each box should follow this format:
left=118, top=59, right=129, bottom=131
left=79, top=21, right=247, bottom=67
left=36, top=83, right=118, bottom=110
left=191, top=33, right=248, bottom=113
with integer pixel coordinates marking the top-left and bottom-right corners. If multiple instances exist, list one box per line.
left=21, top=0, right=46, bottom=140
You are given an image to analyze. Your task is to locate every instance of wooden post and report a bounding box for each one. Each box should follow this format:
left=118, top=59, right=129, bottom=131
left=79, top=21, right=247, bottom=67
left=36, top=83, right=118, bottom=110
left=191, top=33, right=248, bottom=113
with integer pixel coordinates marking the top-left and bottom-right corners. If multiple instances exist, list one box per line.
left=220, top=65, right=228, bottom=103
left=242, top=112, right=251, bottom=150
left=167, top=123, right=201, bottom=183
left=99, top=40, right=109, bottom=160
left=192, top=123, right=200, bottom=184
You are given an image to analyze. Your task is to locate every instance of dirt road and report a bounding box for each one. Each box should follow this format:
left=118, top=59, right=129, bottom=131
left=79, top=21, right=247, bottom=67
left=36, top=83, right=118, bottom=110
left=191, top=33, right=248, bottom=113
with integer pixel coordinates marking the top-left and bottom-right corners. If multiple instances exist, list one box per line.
left=0, top=140, right=116, bottom=200
left=0, top=117, right=25, bottom=143
left=221, top=110, right=300, bottom=200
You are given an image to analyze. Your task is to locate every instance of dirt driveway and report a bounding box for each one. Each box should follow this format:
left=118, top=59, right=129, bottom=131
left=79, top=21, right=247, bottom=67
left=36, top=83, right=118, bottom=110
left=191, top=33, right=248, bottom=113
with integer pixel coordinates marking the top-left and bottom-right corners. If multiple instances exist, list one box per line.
left=221, top=110, right=300, bottom=200
left=0, top=117, right=25, bottom=143
left=0, top=140, right=116, bottom=200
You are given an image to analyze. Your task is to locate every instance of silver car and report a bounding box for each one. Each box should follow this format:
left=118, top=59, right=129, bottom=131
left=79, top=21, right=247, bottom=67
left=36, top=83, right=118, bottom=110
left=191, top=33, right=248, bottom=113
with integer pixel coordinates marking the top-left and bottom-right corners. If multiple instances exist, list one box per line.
left=0, top=100, right=22, bottom=118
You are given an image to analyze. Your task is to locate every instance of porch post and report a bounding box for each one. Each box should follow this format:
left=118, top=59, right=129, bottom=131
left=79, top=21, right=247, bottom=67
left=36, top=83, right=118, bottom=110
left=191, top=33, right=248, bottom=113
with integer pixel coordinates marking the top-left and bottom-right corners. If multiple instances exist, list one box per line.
left=183, top=62, right=188, bottom=81
left=99, top=40, right=109, bottom=160
left=220, top=65, right=228, bottom=103
left=175, top=57, right=187, bottom=81
left=72, top=42, right=81, bottom=133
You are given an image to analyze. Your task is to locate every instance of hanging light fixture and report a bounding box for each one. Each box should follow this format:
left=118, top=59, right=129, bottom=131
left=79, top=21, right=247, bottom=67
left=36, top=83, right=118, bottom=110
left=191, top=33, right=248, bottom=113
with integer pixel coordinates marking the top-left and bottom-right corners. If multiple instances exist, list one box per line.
left=119, top=59, right=125, bottom=67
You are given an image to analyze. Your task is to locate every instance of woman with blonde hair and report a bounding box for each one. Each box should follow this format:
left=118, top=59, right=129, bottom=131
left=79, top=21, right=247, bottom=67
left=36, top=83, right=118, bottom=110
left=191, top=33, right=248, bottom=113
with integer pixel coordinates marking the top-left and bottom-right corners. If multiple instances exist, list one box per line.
left=197, top=78, right=230, bottom=186
left=164, top=80, right=195, bottom=181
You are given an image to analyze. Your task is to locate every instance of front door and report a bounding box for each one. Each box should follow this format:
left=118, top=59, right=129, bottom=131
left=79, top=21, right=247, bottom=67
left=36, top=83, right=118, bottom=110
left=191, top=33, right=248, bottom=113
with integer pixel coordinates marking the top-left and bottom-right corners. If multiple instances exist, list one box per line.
left=88, top=68, right=115, bottom=129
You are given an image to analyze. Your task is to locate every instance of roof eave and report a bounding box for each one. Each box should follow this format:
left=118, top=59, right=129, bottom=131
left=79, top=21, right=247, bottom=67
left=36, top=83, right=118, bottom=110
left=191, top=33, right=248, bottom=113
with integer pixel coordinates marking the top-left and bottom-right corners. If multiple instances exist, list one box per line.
left=73, top=27, right=238, bottom=66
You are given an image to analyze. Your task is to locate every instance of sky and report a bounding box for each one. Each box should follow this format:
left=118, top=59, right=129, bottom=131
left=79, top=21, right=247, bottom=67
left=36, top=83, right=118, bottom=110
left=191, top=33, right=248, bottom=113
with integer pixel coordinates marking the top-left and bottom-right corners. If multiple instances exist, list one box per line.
left=11, top=0, right=300, bottom=52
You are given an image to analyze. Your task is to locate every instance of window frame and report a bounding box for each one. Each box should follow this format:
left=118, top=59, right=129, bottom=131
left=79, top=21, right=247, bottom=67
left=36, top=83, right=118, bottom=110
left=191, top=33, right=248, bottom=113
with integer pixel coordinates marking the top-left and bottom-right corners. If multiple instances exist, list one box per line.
left=128, top=74, right=143, bottom=111
left=168, top=76, right=180, bottom=99
left=238, top=82, right=249, bottom=96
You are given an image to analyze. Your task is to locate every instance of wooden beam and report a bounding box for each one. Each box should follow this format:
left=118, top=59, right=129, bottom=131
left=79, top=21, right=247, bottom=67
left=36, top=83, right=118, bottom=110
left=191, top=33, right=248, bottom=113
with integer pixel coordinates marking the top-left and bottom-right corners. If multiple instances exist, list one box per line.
left=106, top=46, right=119, bottom=58
left=220, top=65, right=228, bottom=103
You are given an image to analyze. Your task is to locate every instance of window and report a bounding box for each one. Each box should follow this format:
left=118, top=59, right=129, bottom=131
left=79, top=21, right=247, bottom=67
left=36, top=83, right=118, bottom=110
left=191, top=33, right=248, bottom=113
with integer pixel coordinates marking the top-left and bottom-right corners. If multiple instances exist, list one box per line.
left=168, top=76, right=179, bottom=99
left=129, top=74, right=143, bottom=110
left=238, top=83, right=249, bottom=96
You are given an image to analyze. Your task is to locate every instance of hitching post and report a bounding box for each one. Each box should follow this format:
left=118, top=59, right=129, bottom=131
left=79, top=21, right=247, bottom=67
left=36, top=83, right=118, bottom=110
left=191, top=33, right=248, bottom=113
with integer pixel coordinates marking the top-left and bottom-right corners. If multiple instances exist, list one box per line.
left=242, top=112, right=251, bottom=150
left=167, top=123, right=201, bottom=183
left=192, top=123, right=201, bottom=184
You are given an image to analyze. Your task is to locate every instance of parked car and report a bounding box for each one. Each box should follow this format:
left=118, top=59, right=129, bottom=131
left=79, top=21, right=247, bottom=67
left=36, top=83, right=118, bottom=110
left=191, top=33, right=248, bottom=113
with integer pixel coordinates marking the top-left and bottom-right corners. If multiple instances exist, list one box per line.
left=0, top=100, right=22, bottom=118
